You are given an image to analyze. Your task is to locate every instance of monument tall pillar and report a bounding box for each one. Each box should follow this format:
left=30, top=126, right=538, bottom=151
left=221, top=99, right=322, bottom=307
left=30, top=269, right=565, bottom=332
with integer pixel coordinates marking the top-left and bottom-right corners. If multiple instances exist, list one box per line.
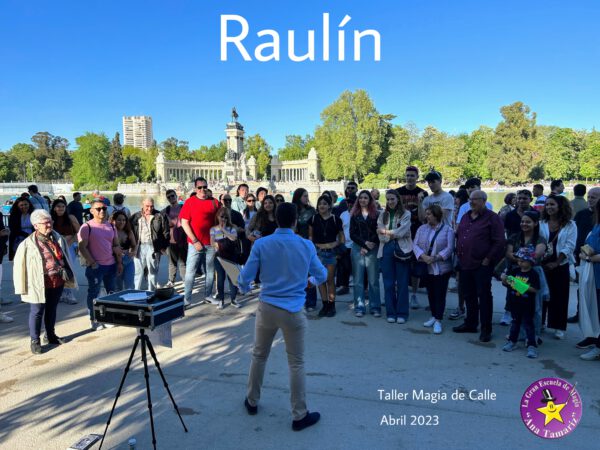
left=307, top=148, right=320, bottom=181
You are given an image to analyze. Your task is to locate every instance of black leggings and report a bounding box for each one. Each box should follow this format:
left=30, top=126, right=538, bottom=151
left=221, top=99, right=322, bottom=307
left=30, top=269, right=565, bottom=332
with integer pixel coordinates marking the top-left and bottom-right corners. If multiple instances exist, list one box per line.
left=543, top=264, right=570, bottom=331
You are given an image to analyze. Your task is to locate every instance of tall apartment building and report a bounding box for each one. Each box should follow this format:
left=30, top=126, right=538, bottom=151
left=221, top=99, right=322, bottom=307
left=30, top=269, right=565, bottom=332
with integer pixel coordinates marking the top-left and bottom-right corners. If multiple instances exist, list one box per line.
left=122, top=115, right=153, bottom=149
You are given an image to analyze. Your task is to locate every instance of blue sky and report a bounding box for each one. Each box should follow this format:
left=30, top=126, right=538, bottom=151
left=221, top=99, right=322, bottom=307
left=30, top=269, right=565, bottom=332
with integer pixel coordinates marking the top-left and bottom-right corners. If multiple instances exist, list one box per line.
left=1, top=0, right=599, bottom=152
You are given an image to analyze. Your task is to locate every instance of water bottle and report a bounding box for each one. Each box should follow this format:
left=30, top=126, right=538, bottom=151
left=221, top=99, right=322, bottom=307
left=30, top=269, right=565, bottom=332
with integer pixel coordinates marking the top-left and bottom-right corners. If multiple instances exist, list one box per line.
left=128, top=437, right=137, bottom=449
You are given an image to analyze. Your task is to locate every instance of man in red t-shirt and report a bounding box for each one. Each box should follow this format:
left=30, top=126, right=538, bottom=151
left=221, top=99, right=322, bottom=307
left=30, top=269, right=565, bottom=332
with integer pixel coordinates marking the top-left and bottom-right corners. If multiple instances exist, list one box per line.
left=181, top=177, right=221, bottom=306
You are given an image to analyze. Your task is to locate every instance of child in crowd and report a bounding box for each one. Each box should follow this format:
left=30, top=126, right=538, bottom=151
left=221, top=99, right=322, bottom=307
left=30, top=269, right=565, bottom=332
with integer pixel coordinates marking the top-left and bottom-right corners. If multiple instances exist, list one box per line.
left=501, top=249, right=540, bottom=358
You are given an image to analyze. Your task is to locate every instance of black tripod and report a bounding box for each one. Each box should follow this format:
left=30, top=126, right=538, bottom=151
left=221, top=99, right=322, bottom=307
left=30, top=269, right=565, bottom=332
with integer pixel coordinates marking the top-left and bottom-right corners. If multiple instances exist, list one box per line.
left=99, top=329, right=188, bottom=449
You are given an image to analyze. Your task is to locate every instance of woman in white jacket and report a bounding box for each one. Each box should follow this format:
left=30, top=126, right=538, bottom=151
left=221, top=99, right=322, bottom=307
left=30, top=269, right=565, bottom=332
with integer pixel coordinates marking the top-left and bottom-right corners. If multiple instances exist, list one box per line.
left=13, top=209, right=78, bottom=354
left=377, top=190, right=412, bottom=324
left=540, top=195, right=577, bottom=339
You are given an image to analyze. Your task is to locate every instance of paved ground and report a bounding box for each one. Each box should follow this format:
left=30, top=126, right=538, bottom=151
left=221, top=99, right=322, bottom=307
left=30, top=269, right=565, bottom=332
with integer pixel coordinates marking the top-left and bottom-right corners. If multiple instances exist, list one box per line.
left=0, top=258, right=598, bottom=450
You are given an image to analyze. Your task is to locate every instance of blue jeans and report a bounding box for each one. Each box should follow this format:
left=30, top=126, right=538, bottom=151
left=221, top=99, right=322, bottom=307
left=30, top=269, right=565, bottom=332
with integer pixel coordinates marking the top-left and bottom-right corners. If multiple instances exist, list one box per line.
left=215, top=257, right=238, bottom=301
left=29, top=286, right=63, bottom=340
left=184, top=244, right=215, bottom=302
left=380, top=241, right=410, bottom=320
left=116, top=254, right=135, bottom=291
left=85, top=263, right=117, bottom=319
left=351, top=245, right=381, bottom=313
left=134, top=243, right=160, bottom=291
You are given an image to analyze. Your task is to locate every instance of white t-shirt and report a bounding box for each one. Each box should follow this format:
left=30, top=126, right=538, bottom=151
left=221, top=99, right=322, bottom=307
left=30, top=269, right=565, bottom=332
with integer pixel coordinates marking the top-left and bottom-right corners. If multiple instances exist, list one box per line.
left=422, top=191, right=455, bottom=227
left=340, top=210, right=352, bottom=248
left=456, top=201, right=494, bottom=224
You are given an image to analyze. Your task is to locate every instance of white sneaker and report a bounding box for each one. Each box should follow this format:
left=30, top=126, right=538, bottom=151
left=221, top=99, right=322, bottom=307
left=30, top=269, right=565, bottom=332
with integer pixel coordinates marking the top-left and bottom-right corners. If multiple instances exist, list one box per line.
left=396, top=317, right=406, bottom=324
left=0, top=312, right=14, bottom=323
left=423, top=317, right=436, bottom=328
left=433, top=321, right=442, bottom=334
left=554, top=329, right=565, bottom=340
left=387, top=317, right=396, bottom=323
left=580, top=347, right=600, bottom=361
left=205, top=296, right=220, bottom=305
left=500, top=311, right=512, bottom=325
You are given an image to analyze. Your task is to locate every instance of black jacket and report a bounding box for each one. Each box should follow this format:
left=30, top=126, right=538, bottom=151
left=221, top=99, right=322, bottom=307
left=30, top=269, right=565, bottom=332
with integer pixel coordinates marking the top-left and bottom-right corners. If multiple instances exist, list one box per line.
left=130, top=209, right=170, bottom=254
left=350, top=213, right=380, bottom=250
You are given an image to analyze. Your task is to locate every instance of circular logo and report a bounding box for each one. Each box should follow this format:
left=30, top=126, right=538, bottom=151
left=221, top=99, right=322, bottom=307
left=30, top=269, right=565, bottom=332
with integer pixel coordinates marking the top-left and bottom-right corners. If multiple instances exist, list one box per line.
left=520, top=377, right=583, bottom=439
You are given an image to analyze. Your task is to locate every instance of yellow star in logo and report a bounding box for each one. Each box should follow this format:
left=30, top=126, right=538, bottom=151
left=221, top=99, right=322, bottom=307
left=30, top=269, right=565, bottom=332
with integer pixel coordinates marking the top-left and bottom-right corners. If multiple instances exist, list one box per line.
left=536, top=401, right=566, bottom=426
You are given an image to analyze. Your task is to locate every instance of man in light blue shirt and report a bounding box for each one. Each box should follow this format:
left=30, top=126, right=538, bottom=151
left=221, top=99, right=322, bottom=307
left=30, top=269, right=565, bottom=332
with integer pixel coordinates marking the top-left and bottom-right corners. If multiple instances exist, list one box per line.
left=456, top=178, right=494, bottom=224
left=239, top=202, right=327, bottom=431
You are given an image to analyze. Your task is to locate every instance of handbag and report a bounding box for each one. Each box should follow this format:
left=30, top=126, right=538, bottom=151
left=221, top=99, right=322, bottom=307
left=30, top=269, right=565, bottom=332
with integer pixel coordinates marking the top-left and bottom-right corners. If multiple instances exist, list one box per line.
left=393, top=242, right=414, bottom=262
left=412, top=224, right=445, bottom=277
left=216, top=237, right=240, bottom=262
left=333, top=243, right=347, bottom=257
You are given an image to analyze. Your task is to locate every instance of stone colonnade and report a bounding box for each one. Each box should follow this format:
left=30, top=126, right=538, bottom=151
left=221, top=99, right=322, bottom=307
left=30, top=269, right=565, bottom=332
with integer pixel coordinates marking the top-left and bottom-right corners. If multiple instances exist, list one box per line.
left=279, top=167, right=309, bottom=182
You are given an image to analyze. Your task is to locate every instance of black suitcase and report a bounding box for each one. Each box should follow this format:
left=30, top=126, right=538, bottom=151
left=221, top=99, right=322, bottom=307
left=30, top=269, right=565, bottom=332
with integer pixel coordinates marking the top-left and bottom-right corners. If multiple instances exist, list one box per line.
left=93, top=289, right=184, bottom=330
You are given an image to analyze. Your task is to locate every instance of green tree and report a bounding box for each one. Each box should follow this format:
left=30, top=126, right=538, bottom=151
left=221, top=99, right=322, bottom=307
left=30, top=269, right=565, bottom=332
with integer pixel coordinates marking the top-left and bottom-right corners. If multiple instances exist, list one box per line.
left=382, top=125, right=411, bottom=182
left=245, top=134, right=272, bottom=179
left=109, top=132, right=125, bottom=179
left=71, top=133, right=111, bottom=188
left=31, top=131, right=71, bottom=179
left=278, top=135, right=315, bottom=161
left=161, top=137, right=190, bottom=161
left=0, top=152, right=18, bottom=181
left=488, top=102, right=538, bottom=184
left=192, top=140, right=227, bottom=161
left=7, top=143, right=37, bottom=180
left=579, top=130, right=600, bottom=179
left=361, top=172, right=390, bottom=188
left=141, top=145, right=159, bottom=181
left=424, top=129, right=467, bottom=183
left=463, top=126, right=494, bottom=179
left=314, top=90, right=392, bottom=181
left=539, top=127, right=581, bottom=179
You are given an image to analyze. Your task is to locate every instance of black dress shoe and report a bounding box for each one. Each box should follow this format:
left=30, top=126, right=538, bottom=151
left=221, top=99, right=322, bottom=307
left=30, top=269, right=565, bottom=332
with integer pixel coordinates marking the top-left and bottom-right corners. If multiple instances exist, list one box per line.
left=479, top=332, right=492, bottom=343
left=43, top=335, right=66, bottom=345
left=244, top=398, right=257, bottom=415
left=576, top=337, right=597, bottom=349
left=31, top=340, right=42, bottom=354
left=318, top=303, right=329, bottom=317
left=326, top=303, right=336, bottom=318
left=452, top=323, right=478, bottom=333
left=292, top=411, right=320, bottom=431
left=567, top=314, right=579, bottom=324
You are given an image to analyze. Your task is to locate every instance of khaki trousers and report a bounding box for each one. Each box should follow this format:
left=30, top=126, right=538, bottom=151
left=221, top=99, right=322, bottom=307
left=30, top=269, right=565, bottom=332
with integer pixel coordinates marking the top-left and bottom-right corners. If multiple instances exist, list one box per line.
left=247, top=301, right=307, bottom=420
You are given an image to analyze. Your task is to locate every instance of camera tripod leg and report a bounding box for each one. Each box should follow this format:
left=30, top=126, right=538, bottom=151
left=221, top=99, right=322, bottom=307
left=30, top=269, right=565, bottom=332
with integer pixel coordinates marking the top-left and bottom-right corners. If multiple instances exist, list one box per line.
left=144, top=335, right=189, bottom=432
left=141, top=334, right=158, bottom=450
left=99, top=335, right=140, bottom=450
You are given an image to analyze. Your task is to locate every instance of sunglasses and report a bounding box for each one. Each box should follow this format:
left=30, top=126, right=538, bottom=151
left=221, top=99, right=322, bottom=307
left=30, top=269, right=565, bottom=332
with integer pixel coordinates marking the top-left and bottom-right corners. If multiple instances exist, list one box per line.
left=94, top=207, right=107, bottom=212
left=247, top=200, right=255, bottom=203
left=167, top=194, right=176, bottom=199
left=196, top=185, right=208, bottom=190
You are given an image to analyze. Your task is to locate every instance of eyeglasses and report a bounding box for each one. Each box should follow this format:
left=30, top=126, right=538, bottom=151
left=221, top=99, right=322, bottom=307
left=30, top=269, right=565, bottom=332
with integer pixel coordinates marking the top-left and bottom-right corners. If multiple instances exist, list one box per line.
left=37, top=221, right=52, bottom=226
left=167, top=194, right=176, bottom=199
left=196, top=185, right=208, bottom=190
left=94, top=207, right=107, bottom=212
left=246, top=200, right=255, bottom=203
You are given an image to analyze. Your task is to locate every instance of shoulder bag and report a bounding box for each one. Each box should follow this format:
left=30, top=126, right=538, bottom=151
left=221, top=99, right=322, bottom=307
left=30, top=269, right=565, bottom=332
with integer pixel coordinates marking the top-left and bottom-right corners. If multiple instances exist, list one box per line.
left=412, top=224, right=445, bottom=277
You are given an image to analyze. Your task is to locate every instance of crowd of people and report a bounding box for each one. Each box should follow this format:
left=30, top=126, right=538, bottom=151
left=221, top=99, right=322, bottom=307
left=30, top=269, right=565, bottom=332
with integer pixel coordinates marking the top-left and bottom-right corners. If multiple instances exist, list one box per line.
left=2, top=174, right=600, bottom=364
